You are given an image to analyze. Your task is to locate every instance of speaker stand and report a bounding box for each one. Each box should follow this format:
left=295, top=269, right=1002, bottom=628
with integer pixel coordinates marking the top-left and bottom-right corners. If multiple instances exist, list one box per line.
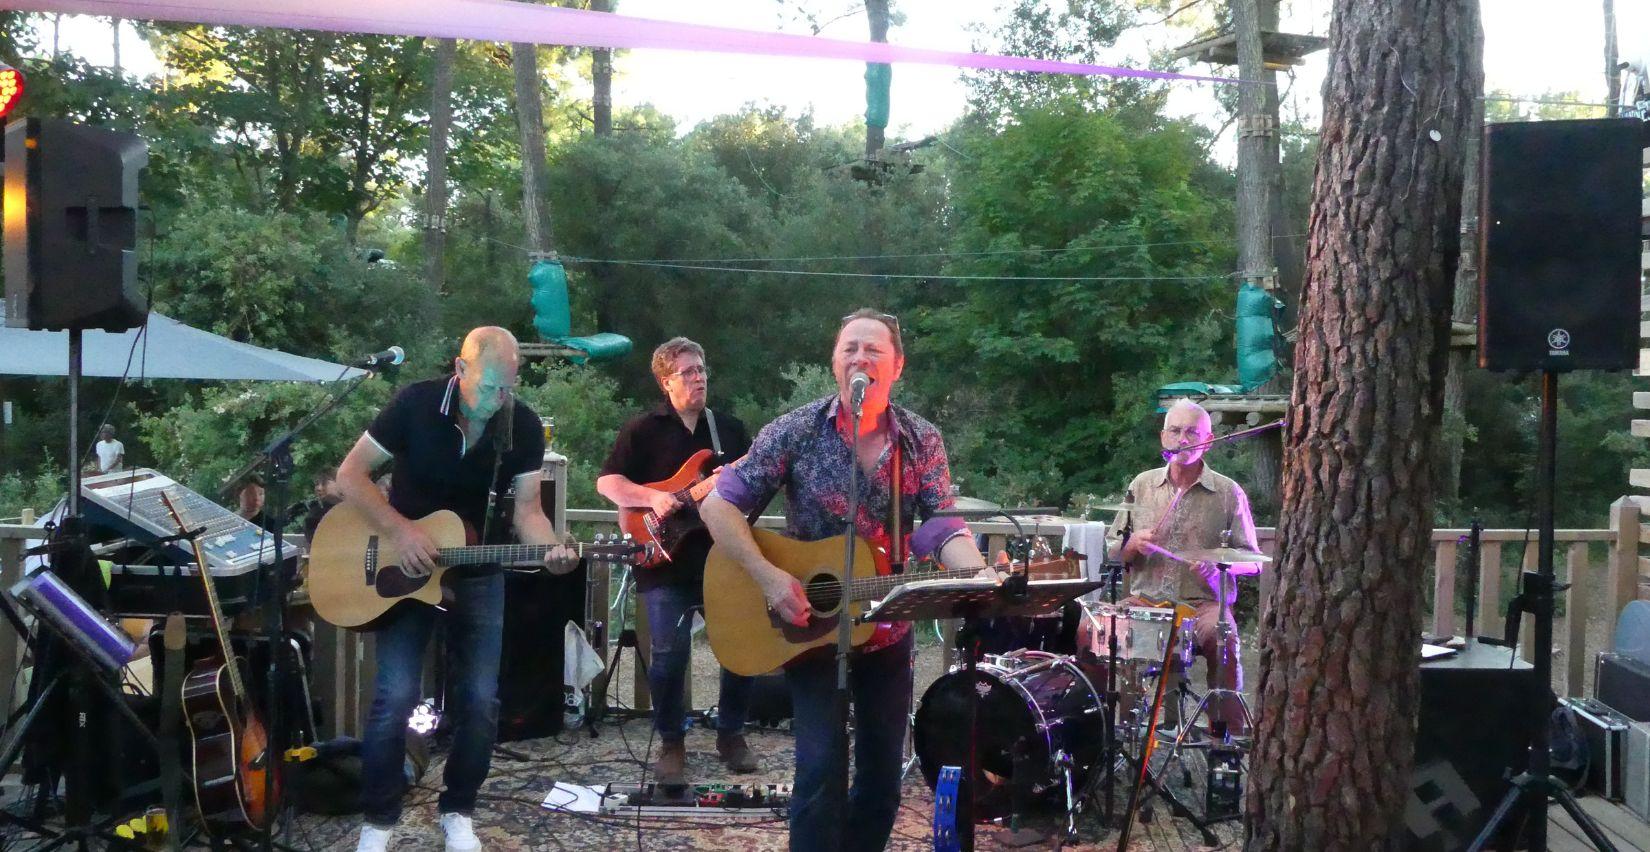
left=1465, top=371, right=1616, bottom=852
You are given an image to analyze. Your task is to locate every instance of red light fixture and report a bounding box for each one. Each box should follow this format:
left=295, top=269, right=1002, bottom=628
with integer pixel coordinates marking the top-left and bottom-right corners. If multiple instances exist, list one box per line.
left=0, top=63, right=24, bottom=119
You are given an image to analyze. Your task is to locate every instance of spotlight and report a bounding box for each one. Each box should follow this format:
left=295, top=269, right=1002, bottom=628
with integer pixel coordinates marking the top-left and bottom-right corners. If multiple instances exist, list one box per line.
left=0, top=63, right=23, bottom=119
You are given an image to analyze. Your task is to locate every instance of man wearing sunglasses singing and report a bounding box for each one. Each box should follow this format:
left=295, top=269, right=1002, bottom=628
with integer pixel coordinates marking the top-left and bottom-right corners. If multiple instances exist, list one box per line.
left=702, top=309, right=989, bottom=852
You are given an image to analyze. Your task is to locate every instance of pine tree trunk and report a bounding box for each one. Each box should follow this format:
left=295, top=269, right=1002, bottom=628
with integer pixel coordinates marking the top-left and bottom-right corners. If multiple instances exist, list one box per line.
left=424, top=38, right=456, bottom=295
left=1440, top=80, right=1483, bottom=508
left=592, top=0, right=613, bottom=137
left=865, top=0, right=890, bottom=158
left=1234, top=0, right=1285, bottom=517
left=512, top=42, right=555, bottom=254
left=1604, top=0, right=1620, bottom=118
left=1245, top=1, right=1482, bottom=848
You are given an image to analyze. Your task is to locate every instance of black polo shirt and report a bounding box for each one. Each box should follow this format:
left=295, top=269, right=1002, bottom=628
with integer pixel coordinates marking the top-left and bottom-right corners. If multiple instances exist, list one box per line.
left=600, top=403, right=751, bottom=591
left=366, top=376, right=546, bottom=537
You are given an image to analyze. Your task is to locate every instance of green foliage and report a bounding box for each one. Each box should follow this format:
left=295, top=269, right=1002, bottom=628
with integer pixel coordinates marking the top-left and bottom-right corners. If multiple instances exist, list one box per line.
left=513, top=363, right=632, bottom=511
left=132, top=379, right=394, bottom=498
left=901, top=97, right=1233, bottom=505
left=144, top=203, right=440, bottom=362
left=0, top=457, right=66, bottom=521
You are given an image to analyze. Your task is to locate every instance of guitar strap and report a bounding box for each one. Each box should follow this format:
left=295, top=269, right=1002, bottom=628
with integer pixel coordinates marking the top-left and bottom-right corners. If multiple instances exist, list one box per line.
left=706, top=408, right=724, bottom=457
left=888, top=426, right=904, bottom=573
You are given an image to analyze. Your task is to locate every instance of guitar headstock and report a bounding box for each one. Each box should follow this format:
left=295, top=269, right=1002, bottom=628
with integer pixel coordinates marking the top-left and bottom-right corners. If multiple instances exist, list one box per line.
left=585, top=533, right=654, bottom=568
left=157, top=488, right=191, bottom=536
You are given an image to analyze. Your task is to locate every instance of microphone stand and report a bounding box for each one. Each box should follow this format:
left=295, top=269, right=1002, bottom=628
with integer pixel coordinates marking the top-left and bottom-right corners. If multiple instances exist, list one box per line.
left=217, top=368, right=377, bottom=852
left=833, top=392, right=865, bottom=852
left=1159, top=419, right=1287, bottom=462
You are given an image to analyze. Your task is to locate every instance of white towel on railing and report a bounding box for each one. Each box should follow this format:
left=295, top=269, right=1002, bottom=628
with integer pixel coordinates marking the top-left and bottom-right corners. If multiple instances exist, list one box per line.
left=1062, top=521, right=1108, bottom=603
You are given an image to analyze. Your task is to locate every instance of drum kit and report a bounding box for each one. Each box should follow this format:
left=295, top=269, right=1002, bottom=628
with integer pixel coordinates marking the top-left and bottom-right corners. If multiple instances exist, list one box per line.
left=906, top=508, right=1271, bottom=845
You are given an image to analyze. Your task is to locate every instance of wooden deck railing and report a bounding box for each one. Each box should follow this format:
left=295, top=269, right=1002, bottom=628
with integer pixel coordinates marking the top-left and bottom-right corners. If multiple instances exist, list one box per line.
left=4, top=504, right=1647, bottom=733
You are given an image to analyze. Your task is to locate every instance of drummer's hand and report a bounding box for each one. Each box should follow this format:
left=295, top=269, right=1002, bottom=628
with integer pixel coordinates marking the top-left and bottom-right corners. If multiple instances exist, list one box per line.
left=1124, top=530, right=1156, bottom=561
left=758, top=565, right=811, bottom=626
left=1193, top=560, right=1220, bottom=584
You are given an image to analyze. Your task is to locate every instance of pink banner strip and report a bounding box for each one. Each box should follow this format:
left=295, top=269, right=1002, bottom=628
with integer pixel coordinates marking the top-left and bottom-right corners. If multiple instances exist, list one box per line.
left=3, top=0, right=1236, bottom=84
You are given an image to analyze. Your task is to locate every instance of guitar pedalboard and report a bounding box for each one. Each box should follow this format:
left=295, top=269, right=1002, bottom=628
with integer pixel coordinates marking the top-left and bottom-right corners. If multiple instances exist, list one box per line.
left=597, top=782, right=792, bottom=819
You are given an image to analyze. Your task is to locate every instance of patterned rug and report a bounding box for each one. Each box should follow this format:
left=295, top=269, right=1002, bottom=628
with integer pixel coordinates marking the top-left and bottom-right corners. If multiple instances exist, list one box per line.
left=285, top=722, right=1241, bottom=851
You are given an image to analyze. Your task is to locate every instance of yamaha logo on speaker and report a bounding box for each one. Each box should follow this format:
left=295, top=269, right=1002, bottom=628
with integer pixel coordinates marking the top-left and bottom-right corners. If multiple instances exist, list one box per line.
left=1547, top=328, right=1571, bottom=356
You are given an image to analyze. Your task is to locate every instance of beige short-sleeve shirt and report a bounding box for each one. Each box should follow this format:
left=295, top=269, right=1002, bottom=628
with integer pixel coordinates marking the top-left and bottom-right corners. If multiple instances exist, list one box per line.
left=1105, top=464, right=1260, bottom=604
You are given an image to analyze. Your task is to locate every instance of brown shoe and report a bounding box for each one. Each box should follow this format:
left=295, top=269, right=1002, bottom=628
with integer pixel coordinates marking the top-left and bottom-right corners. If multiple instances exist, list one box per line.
left=654, top=740, right=686, bottom=787
left=716, top=733, right=758, bottom=773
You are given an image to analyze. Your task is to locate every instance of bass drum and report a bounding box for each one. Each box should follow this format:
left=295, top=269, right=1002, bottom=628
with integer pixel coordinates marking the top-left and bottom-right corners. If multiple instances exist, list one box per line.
left=913, top=651, right=1105, bottom=822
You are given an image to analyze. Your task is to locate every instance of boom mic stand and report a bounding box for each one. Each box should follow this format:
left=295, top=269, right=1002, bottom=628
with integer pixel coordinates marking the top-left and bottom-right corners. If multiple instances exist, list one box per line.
left=219, top=368, right=376, bottom=852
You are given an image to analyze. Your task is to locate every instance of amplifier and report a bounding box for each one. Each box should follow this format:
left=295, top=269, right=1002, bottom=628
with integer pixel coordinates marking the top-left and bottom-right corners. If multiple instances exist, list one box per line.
left=1562, top=697, right=1630, bottom=801
left=1629, top=720, right=1650, bottom=823
left=1598, top=652, right=1650, bottom=722
left=1407, top=640, right=1542, bottom=852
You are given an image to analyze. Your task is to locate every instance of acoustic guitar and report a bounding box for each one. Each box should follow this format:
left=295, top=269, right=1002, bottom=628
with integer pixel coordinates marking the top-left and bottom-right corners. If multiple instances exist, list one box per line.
left=308, top=502, right=647, bottom=629
left=616, top=448, right=740, bottom=569
left=703, top=529, right=1079, bottom=677
left=158, top=491, right=274, bottom=832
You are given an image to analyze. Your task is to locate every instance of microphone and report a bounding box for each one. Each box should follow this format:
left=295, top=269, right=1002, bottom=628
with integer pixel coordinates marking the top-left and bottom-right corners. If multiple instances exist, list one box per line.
left=352, top=346, right=405, bottom=370
left=848, top=371, right=871, bottom=412
left=1160, top=447, right=1177, bottom=461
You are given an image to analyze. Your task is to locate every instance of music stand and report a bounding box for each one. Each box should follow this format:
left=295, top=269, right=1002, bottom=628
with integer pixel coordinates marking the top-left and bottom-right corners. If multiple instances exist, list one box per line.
left=863, top=576, right=1101, bottom=852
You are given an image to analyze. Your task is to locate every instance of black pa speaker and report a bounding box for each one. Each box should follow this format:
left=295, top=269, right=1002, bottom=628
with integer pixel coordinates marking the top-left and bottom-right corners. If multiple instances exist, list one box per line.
left=1406, top=641, right=1544, bottom=851
left=3, top=117, right=149, bottom=331
left=1477, top=118, right=1645, bottom=372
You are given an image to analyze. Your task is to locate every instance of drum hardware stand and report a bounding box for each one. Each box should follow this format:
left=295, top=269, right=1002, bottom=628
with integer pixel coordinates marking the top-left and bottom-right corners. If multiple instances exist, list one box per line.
left=1166, top=563, right=1253, bottom=757
left=1114, top=618, right=1218, bottom=850
left=1463, top=517, right=1483, bottom=639
left=1466, top=371, right=1618, bottom=852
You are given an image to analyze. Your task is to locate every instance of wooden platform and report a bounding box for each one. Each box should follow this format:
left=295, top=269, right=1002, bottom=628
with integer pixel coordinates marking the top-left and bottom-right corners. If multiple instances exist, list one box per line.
left=1549, top=795, right=1650, bottom=852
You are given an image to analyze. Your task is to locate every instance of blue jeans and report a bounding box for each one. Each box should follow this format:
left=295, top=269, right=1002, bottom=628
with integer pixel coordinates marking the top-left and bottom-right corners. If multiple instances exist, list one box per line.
left=360, top=570, right=504, bottom=825
left=641, top=583, right=753, bottom=741
left=786, top=632, right=914, bottom=852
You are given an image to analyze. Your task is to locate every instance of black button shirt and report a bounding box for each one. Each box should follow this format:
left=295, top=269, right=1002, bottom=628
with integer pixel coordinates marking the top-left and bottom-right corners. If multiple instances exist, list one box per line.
left=366, top=376, right=546, bottom=537
left=600, top=403, right=751, bottom=590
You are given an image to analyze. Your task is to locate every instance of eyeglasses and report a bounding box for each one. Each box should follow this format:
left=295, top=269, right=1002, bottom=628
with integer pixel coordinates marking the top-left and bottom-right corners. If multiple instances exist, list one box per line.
left=841, top=311, right=900, bottom=332
left=1162, top=425, right=1210, bottom=439
left=668, top=365, right=709, bottom=380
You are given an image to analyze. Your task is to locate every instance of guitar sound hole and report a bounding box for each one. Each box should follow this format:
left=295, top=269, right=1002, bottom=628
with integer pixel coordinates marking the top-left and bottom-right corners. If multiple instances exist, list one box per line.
left=805, top=575, right=842, bottom=614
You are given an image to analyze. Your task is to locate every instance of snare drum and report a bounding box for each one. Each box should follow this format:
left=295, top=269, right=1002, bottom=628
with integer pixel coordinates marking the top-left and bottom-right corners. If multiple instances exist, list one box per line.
left=1076, top=602, right=1192, bottom=665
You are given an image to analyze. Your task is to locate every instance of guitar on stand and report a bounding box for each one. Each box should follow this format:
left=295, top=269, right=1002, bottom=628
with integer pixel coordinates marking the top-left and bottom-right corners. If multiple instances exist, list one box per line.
left=616, top=449, right=741, bottom=568
left=157, top=490, right=275, bottom=833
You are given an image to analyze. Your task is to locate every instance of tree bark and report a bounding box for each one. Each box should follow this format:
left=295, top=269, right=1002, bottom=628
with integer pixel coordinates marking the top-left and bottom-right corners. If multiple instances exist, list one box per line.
left=512, top=42, right=555, bottom=254
left=1604, top=0, right=1620, bottom=118
left=865, top=0, right=890, bottom=158
left=1245, top=1, right=1482, bottom=848
left=111, top=17, right=121, bottom=75
left=424, top=38, right=456, bottom=295
left=1234, top=0, right=1285, bottom=516
left=592, top=0, right=613, bottom=137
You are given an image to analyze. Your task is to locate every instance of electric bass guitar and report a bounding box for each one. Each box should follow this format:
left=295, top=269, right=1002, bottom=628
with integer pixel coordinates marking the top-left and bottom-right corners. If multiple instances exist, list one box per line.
left=308, top=502, right=647, bottom=629
left=158, top=491, right=275, bottom=832
left=617, top=449, right=741, bottom=569
left=703, top=529, right=1079, bottom=677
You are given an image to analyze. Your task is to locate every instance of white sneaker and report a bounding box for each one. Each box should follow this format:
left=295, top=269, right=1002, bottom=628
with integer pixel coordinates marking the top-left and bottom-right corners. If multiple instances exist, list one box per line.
left=356, top=824, right=393, bottom=852
left=440, top=812, right=482, bottom=852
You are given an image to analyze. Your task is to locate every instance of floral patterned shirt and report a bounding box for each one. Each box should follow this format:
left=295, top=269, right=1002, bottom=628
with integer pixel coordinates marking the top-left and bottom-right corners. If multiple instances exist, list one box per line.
left=715, top=396, right=971, bottom=653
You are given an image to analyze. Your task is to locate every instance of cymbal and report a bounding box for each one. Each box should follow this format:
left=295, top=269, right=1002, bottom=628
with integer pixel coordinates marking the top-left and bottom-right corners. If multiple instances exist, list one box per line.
left=1177, top=547, right=1272, bottom=565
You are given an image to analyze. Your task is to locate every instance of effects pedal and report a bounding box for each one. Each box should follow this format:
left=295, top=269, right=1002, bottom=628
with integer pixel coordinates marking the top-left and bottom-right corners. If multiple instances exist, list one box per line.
left=598, top=782, right=793, bottom=819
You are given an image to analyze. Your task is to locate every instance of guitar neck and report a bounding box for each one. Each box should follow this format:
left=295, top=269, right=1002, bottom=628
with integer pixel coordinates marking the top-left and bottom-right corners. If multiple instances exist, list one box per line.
left=435, top=542, right=592, bottom=568
left=846, top=565, right=987, bottom=603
